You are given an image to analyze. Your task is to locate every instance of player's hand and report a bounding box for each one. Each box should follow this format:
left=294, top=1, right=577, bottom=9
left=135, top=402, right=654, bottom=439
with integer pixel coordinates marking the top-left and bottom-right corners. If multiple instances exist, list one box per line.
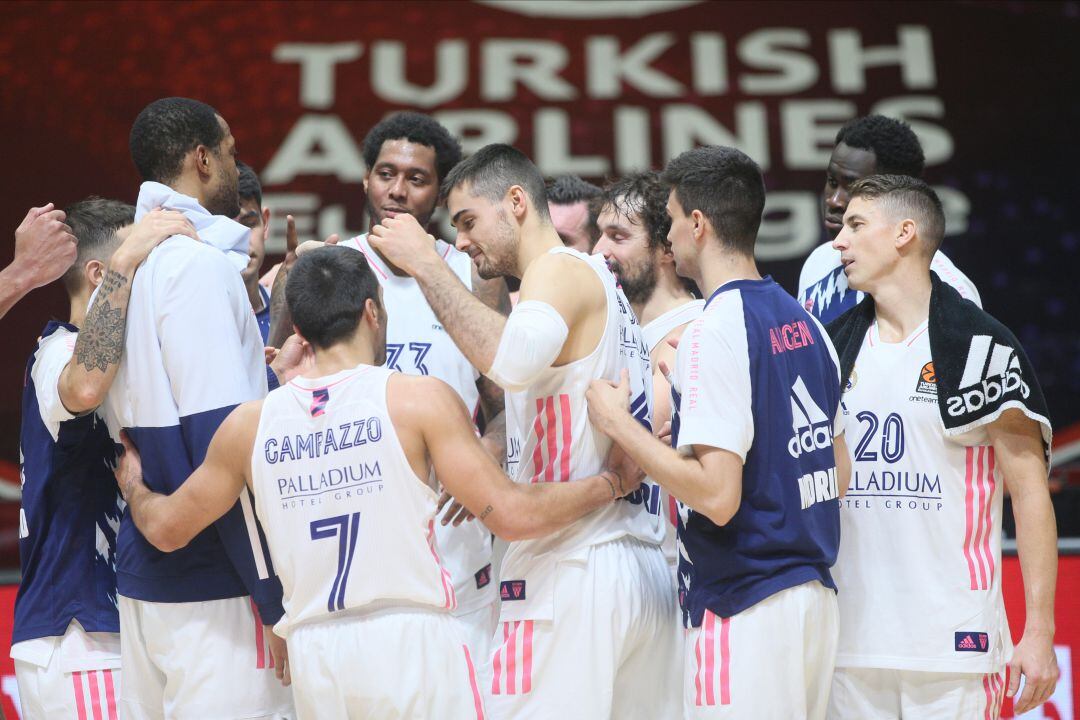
left=114, top=431, right=149, bottom=503
left=368, top=213, right=439, bottom=277
left=1008, top=630, right=1059, bottom=714
left=113, top=209, right=198, bottom=269
left=266, top=626, right=291, bottom=686
left=264, top=346, right=279, bottom=366
left=10, top=203, right=77, bottom=290
left=270, top=334, right=315, bottom=385
left=586, top=369, right=631, bottom=437
left=604, top=441, right=644, bottom=498
left=437, top=490, right=476, bottom=526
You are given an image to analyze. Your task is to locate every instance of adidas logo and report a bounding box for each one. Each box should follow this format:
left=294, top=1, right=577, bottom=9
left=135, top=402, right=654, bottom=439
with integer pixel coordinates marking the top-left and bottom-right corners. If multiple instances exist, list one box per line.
left=954, top=630, right=989, bottom=653
left=946, top=336, right=1030, bottom=418
left=958, top=635, right=976, bottom=649
left=788, top=376, right=832, bottom=458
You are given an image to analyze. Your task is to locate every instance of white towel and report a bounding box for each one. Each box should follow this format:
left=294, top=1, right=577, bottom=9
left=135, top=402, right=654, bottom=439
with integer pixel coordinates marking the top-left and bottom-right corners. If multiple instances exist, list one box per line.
left=134, top=181, right=249, bottom=271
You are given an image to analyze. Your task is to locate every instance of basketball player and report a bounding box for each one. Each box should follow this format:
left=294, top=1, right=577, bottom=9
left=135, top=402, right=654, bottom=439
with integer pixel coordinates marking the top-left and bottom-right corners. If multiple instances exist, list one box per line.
left=236, top=162, right=272, bottom=343
left=799, top=115, right=980, bottom=323
left=102, top=97, right=294, bottom=719
left=113, top=246, right=641, bottom=719
left=587, top=146, right=850, bottom=719
left=547, top=174, right=602, bottom=253
left=369, top=144, right=678, bottom=719
left=0, top=203, right=77, bottom=320
left=593, top=170, right=703, bottom=576
left=825, top=175, right=1058, bottom=718
left=14, top=201, right=195, bottom=719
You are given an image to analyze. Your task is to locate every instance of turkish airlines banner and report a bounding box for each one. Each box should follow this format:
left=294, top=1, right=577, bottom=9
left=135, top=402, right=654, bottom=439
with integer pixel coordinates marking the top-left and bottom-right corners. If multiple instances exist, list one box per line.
left=0, top=1, right=1077, bottom=458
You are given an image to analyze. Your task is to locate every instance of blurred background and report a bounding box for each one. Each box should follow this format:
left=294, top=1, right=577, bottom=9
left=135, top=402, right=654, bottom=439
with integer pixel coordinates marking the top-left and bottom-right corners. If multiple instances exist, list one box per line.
left=0, top=1, right=1077, bottom=717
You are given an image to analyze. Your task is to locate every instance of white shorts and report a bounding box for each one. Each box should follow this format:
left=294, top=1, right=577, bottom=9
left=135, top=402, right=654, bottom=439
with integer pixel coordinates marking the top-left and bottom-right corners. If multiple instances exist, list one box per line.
left=119, top=595, right=294, bottom=720
left=456, top=598, right=500, bottom=693
left=287, top=608, right=486, bottom=720
left=486, top=536, right=680, bottom=720
left=827, top=667, right=1006, bottom=720
left=684, top=580, right=838, bottom=720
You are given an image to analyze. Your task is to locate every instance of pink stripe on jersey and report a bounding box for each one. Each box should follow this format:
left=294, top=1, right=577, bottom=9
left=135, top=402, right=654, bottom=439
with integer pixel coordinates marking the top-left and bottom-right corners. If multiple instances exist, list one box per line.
left=88, top=671, right=104, bottom=720
left=559, top=395, right=572, bottom=482
left=522, top=620, right=534, bottom=693
left=357, top=246, right=388, bottom=280
left=426, top=519, right=456, bottom=609
left=491, top=625, right=505, bottom=695
left=507, top=621, right=518, bottom=694
left=545, top=397, right=557, bottom=483
left=719, top=616, right=731, bottom=706
left=963, top=448, right=980, bottom=590
left=973, top=447, right=989, bottom=590
left=462, top=645, right=486, bottom=719
left=982, top=449, right=997, bottom=586
left=442, top=244, right=454, bottom=260
left=103, top=670, right=118, bottom=720
left=694, top=629, right=704, bottom=706
left=73, top=671, right=88, bottom=720
left=251, top=598, right=267, bottom=669
left=983, top=673, right=993, bottom=720
left=530, top=398, right=546, bottom=483
left=704, top=611, right=716, bottom=706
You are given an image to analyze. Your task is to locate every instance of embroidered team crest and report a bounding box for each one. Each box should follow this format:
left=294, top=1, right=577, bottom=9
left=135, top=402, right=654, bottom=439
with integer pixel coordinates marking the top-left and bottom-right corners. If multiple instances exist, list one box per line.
left=915, top=362, right=938, bottom=396
left=844, top=368, right=857, bottom=393
left=500, top=580, right=526, bottom=601
left=954, top=631, right=989, bottom=652
left=310, top=387, right=330, bottom=417
left=475, top=564, right=492, bottom=590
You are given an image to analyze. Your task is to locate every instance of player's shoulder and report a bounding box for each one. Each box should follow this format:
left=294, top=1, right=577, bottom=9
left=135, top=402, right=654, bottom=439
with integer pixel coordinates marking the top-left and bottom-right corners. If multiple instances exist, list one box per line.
left=386, top=373, right=464, bottom=424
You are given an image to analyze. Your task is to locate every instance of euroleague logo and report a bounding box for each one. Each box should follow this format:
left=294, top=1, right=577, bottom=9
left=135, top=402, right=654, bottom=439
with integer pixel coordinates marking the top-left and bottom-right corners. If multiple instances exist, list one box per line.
left=914, top=361, right=937, bottom=396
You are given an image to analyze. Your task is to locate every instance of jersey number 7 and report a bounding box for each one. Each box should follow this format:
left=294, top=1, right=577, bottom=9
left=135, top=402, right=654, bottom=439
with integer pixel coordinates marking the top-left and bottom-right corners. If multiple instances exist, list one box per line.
left=310, top=512, right=361, bottom=612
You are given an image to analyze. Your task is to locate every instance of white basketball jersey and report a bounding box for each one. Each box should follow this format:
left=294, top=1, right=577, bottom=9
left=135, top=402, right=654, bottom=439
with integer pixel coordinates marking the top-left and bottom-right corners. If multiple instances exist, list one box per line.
left=251, top=365, right=456, bottom=636
left=499, top=247, right=663, bottom=621
left=642, top=299, right=705, bottom=569
left=834, top=320, right=1012, bottom=673
left=341, top=234, right=495, bottom=614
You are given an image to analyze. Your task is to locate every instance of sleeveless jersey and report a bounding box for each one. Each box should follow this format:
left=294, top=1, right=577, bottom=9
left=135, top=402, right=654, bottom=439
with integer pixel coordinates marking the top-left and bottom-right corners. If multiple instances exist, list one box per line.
left=251, top=365, right=456, bottom=636
left=499, top=247, right=663, bottom=621
left=642, top=300, right=705, bottom=569
left=834, top=319, right=1012, bottom=673
left=798, top=244, right=981, bottom=324
left=341, top=233, right=494, bottom=614
left=13, top=322, right=122, bottom=666
left=671, top=278, right=843, bottom=628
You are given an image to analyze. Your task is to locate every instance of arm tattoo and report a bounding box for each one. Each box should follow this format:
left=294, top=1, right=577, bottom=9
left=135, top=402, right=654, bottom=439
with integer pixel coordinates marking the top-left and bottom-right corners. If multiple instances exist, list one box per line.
left=75, top=269, right=129, bottom=373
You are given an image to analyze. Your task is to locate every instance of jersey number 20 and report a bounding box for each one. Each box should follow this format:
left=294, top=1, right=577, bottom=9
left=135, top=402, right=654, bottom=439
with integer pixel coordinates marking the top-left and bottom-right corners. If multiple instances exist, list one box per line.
left=310, top=512, right=361, bottom=612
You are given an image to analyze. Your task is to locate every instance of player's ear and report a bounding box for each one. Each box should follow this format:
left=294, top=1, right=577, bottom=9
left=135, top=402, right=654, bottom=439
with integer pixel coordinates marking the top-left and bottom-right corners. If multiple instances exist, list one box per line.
left=895, top=218, right=919, bottom=252
left=84, top=259, right=107, bottom=289
left=508, top=185, right=528, bottom=221
left=690, top=209, right=707, bottom=244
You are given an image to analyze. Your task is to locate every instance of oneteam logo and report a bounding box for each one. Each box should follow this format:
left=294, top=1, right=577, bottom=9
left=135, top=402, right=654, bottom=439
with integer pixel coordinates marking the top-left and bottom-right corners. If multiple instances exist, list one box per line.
left=947, top=336, right=1030, bottom=417
left=788, top=376, right=832, bottom=458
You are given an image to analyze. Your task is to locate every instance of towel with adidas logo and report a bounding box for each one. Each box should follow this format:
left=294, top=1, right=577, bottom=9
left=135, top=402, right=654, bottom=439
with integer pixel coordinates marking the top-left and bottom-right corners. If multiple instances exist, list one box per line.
left=827, top=271, right=1051, bottom=460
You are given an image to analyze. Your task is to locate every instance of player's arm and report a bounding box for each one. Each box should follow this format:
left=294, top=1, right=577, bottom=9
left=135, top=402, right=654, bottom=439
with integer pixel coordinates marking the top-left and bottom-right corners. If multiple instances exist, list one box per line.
left=989, top=409, right=1059, bottom=714
left=471, top=264, right=511, bottom=461
left=0, top=204, right=76, bottom=320
left=117, top=402, right=259, bottom=553
left=393, top=375, right=629, bottom=541
left=58, top=210, right=197, bottom=414
left=834, top=433, right=851, bottom=496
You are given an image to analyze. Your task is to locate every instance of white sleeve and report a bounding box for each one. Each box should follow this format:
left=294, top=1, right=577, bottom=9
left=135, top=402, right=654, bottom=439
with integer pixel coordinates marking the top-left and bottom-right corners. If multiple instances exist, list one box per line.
left=30, top=332, right=78, bottom=441
left=487, top=301, right=569, bottom=393
left=675, top=318, right=754, bottom=461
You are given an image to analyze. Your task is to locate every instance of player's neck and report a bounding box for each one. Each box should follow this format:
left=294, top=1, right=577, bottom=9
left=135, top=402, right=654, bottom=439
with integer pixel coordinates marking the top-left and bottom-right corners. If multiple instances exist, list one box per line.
left=245, top=277, right=265, bottom=313
left=68, top=290, right=91, bottom=328
left=518, top=225, right=563, bottom=277
left=699, top=248, right=761, bottom=300
left=310, top=336, right=377, bottom=378
left=870, top=270, right=932, bottom=343
left=640, top=268, right=694, bottom=326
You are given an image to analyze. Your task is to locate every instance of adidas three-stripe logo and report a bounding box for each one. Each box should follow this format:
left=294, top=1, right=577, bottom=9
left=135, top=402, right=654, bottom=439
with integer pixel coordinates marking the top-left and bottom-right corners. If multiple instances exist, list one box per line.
left=946, top=336, right=1030, bottom=418
left=788, top=376, right=831, bottom=458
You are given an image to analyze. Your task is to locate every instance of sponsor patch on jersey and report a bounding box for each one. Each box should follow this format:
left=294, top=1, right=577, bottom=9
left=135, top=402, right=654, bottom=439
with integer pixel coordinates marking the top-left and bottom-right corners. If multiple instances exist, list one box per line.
left=954, top=631, right=989, bottom=652
left=310, top=387, right=330, bottom=417
left=475, top=563, right=492, bottom=590
left=915, top=361, right=938, bottom=396
left=500, top=580, right=526, bottom=601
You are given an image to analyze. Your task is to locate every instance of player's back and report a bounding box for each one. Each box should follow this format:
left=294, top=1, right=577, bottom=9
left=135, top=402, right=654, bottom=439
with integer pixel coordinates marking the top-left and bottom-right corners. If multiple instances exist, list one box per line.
left=251, top=364, right=457, bottom=635
left=500, top=247, right=663, bottom=618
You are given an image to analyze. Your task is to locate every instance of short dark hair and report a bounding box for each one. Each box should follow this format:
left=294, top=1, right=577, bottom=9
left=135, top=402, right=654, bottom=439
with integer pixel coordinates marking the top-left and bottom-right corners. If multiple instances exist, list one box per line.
left=363, top=112, right=463, bottom=184
left=601, top=171, right=671, bottom=252
left=286, top=246, right=380, bottom=350
left=62, top=198, right=135, bottom=294
left=129, top=97, right=225, bottom=184
left=546, top=175, right=601, bottom=205
left=661, top=146, right=765, bottom=255
left=835, top=115, right=925, bottom=178
left=440, top=144, right=551, bottom=222
left=849, top=174, right=945, bottom=253
left=237, top=161, right=262, bottom=207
